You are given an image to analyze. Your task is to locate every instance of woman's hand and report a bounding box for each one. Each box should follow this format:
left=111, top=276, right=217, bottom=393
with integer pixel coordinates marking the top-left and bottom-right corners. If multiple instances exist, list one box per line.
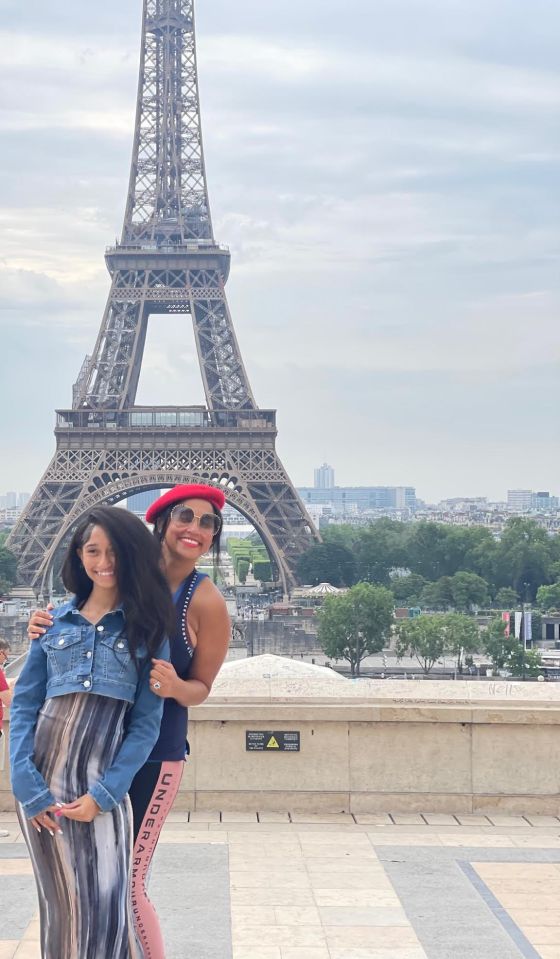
left=59, top=794, right=101, bottom=823
left=150, top=659, right=180, bottom=699
left=27, top=604, right=54, bottom=640
left=30, top=804, right=64, bottom=836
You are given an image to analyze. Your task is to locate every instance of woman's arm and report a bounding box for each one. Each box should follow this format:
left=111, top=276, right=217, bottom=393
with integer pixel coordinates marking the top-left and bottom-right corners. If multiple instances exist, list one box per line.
left=150, top=582, right=230, bottom=707
left=62, top=639, right=170, bottom=822
left=9, top=641, right=58, bottom=822
left=0, top=669, right=12, bottom=707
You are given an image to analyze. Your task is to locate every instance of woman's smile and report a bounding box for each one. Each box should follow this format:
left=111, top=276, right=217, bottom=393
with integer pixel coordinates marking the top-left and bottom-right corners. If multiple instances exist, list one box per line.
left=176, top=533, right=203, bottom=549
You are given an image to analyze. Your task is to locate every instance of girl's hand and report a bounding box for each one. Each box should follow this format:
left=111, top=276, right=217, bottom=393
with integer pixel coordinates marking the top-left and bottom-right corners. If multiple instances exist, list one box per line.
left=27, top=604, right=55, bottom=640
left=30, top=804, right=63, bottom=836
left=59, top=795, right=102, bottom=823
left=150, top=659, right=180, bottom=699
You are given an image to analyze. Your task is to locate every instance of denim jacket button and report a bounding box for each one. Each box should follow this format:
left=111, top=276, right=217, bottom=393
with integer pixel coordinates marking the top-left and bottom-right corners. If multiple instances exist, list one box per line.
left=83, top=680, right=91, bottom=688
left=86, top=651, right=92, bottom=658
left=117, top=642, right=125, bottom=649
left=97, top=625, right=104, bottom=632
left=58, top=639, right=65, bottom=646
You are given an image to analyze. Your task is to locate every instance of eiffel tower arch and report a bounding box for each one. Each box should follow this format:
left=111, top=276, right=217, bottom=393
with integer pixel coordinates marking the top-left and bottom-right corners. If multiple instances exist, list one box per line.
left=8, top=0, right=319, bottom=596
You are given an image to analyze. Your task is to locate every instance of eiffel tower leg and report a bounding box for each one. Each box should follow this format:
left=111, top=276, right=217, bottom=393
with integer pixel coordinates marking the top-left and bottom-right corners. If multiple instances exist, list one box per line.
left=6, top=451, right=101, bottom=593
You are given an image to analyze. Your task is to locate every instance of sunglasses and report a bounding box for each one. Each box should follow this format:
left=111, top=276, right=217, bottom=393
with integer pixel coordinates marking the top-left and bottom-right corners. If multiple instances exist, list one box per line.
left=169, top=504, right=222, bottom=535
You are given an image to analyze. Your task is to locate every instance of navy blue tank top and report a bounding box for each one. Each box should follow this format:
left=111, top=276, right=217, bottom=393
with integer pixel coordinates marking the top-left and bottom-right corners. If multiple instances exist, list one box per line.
left=148, top=569, right=207, bottom=762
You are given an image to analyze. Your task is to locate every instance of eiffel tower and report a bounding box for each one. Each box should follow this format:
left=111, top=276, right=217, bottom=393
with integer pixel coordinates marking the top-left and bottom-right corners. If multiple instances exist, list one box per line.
left=8, top=0, right=319, bottom=597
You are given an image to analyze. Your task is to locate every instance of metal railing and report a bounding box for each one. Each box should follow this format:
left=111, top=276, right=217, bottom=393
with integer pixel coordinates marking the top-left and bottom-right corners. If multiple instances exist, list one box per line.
left=56, top=407, right=276, bottom=431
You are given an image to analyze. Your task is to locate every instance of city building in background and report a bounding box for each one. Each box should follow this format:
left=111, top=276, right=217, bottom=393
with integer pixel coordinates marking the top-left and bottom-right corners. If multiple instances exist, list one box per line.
left=314, top=463, right=335, bottom=489
left=0, top=492, right=30, bottom=524
left=126, top=489, right=162, bottom=515
left=531, top=491, right=559, bottom=511
left=507, top=489, right=559, bottom=512
left=297, top=484, right=417, bottom=522
left=507, top=490, right=533, bottom=511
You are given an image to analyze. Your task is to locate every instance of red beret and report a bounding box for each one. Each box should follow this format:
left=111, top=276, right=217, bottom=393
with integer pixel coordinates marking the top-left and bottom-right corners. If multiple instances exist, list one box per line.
left=146, top=484, right=226, bottom=524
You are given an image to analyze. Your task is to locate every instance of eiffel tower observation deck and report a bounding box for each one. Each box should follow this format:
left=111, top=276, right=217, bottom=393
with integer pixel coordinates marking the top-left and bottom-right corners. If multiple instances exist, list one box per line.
left=8, top=0, right=319, bottom=597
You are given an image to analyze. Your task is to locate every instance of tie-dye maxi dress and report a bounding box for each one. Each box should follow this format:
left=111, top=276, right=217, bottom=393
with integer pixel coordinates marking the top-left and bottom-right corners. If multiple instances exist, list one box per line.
left=16, top=693, right=141, bottom=959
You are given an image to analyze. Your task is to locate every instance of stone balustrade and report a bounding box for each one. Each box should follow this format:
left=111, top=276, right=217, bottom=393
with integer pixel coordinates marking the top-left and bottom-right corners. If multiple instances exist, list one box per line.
left=2, top=655, right=560, bottom=814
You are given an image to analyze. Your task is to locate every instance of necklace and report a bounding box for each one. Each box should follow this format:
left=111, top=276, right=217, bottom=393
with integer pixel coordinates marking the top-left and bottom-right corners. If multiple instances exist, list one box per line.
left=181, top=571, right=199, bottom=652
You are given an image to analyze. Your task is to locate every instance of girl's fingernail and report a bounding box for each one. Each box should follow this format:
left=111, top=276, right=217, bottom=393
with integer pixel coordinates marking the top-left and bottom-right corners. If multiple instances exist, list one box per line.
left=35, top=826, right=42, bottom=833
left=55, top=811, right=63, bottom=817
left=55, top=802, right=63, bottom=808
left=48, top=829, right=54, bottom=837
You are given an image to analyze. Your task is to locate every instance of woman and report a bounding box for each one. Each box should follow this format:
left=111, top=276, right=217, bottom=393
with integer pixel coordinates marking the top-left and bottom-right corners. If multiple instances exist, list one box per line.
left=12, top=506, right=175, bottom=959
left=29, top=484, right=231, bottom=959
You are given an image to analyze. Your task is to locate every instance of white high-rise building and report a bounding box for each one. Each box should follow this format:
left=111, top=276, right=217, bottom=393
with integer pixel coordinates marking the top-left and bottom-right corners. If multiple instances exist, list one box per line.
left=314, top=463, right=335, bottom=489
left=507, top=489, right=532, bottom=511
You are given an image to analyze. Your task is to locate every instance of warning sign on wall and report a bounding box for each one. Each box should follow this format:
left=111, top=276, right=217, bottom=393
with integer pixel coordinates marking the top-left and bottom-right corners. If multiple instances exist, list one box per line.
left=245, top=731, right=301, bottom=752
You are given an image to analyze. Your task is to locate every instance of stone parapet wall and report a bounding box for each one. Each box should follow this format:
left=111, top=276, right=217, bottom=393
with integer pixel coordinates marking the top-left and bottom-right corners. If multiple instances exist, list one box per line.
left=3, top=658, right=560, bottom=815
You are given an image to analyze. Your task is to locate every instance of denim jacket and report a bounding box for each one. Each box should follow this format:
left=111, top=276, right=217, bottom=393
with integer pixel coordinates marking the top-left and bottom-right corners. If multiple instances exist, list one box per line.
left=10, top=598, right=169, bottom=818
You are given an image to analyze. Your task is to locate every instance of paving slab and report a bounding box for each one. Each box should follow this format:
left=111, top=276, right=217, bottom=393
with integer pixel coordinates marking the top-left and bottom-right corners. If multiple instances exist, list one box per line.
left=2, top=814, right=560, bottom=958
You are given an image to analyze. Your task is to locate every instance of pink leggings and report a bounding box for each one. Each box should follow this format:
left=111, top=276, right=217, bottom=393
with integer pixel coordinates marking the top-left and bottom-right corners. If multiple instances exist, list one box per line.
left=130, top=761, right=184, bottom=958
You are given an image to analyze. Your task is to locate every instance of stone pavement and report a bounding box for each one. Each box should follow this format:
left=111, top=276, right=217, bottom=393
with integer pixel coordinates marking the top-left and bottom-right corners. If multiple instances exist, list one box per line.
left=2, top=809, right=560, bottom=959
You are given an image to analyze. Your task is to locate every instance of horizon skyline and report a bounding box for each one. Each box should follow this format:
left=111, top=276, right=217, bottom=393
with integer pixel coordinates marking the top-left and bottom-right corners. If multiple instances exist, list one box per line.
left=1, top=479, right=559, bottom=509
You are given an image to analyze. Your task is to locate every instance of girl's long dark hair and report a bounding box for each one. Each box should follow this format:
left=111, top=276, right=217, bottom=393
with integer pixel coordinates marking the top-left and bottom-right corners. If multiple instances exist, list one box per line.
left=62, top=506, right=175, bottom=663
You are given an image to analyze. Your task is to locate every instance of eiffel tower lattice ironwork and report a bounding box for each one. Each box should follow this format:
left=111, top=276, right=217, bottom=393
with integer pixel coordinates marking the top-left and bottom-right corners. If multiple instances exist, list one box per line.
left=8, top=0, right=319, bottom=596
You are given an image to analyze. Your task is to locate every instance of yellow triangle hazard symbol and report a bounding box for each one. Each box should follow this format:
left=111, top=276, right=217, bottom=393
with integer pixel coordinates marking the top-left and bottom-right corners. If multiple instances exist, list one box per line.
left=266, top=735, right=280, bottom=749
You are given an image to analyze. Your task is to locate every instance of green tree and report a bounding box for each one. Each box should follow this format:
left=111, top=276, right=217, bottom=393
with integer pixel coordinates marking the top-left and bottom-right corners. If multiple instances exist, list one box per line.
left=353, top=519, right=409, bottom=586
left=448, top=571, right=490, bottom=612
left=494, top=518, right=555, bottom=601
left=317, top=583, right=394, bottom=676
left=252, top=559, right=272, bottom=582
left=395, top=612, right=480, bottom=674
left=442, top=613, right=481, bottom=671
left=395, top=615, right=447, bottom=674
left=323, top=524, right=360, bottom=551
left=389, top=573, right=426, bottom=607
left=536, top=583, right=560, bottom=612
left=237, top=558, right=250, bottom=584
left=508, top=645, right=542, bottom=678
left=454, top=526, right=497, bottom=583
left=296, top=543, right=357, bottom=587
left=482, top=616, right=541, bottom=676
left=420, top=577, right=454, bottom=611
left=406, top=523, right=456, bottom=581
left=492, top=587, right=519, bottom=609
left=483, top=616, right=517, bottom=671
left=0, top=546, right=17, bottom=586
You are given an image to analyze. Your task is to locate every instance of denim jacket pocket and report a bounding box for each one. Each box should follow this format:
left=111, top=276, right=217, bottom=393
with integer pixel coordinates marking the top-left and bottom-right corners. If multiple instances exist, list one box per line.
left=99, top=633, right=133, bottom=682
left=43, top=631, right=83, bottom=677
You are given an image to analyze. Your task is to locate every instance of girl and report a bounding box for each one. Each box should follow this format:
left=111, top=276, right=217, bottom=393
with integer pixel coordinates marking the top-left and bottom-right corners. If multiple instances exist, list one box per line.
left=12, top=506, right=175, bottom=959
left=29, top=484, right=231, bottom=959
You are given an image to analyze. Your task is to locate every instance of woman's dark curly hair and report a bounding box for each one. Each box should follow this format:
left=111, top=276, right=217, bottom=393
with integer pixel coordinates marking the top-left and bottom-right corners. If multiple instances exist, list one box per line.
left=61, top=506, right=175, bottom=663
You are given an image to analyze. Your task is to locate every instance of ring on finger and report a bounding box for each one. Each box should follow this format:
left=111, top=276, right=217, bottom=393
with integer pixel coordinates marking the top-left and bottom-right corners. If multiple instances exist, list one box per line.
left=153, top=681, right=161, bottom=689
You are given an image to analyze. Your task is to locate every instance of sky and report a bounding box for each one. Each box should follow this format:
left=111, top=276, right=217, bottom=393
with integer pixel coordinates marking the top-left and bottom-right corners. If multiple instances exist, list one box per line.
left=1, top=0, right=559, bottom=504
